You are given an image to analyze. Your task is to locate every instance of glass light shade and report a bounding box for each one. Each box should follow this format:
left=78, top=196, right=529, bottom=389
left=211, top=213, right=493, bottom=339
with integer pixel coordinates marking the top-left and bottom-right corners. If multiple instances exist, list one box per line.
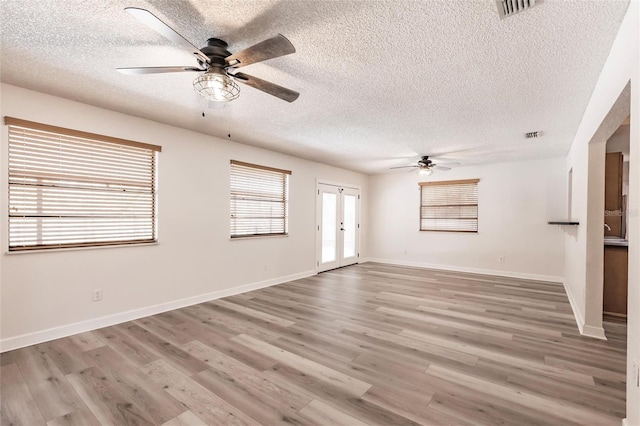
left=418, top=167, right=434, bottom=176
left=193, top=69, right=240, bottom=102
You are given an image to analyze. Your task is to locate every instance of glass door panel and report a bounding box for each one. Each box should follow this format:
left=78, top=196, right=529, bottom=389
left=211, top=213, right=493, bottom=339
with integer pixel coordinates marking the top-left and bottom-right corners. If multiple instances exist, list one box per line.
left=342, top=194, right=356, bottom=259
left=321, top=192, right=337, bottom=263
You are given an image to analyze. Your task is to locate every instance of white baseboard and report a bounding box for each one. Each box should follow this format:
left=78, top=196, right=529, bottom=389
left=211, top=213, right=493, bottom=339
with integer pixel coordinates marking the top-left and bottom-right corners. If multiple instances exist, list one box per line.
left=582, top=324, right=607, bottom=340
left=364, top=258, right=564, bottom=283
left=561, top=280, right=607, bottom=340
left=0, top=269, right=316, bottom=353
left=562, top=279, right=586, bottom=335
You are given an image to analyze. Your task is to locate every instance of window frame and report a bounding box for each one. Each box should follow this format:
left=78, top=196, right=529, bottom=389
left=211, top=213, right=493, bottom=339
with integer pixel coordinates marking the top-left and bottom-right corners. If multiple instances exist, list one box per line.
left=230, top=160, right=291, bottom=239
left=419, top=178, right=479, bottom=233
left=5, top=116, right=161, bottom=252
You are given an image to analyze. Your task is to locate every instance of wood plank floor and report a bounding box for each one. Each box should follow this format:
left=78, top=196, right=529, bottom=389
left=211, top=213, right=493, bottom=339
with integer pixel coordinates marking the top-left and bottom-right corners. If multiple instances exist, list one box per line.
left=1, top=263, right=627, bottom=425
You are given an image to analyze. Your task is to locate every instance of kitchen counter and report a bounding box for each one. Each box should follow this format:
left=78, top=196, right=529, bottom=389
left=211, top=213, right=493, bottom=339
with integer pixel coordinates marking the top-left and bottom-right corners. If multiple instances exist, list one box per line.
left=604, top=237, right=628, bottom=247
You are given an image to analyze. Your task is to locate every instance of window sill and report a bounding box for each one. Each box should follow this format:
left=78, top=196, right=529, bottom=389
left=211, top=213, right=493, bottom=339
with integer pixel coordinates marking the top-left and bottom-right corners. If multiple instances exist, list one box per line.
left=229, top=234, right=289, bottom=241
left=419, top=230, right=478, bottom=233
left=5, top=241, right=159, bottom=255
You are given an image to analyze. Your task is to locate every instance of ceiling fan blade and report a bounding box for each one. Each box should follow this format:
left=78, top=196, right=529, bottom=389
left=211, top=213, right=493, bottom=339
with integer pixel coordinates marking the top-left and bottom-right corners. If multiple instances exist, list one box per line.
left=117, top=66, right=203, bottom=75
left=390, top=165, right=419, bottom=169
left=433, top=162, right=461, bottom=167
left=433, top=165, right=452, bottom=171
left=225, top=34, right=295, bottom=68
left=231, top=72, right=299, bottom=102
left=125, top=7, right=210, bottom=64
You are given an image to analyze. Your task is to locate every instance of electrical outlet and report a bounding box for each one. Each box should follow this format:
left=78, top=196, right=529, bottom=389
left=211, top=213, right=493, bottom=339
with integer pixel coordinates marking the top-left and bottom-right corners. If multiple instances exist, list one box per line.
left=634, top=358, right=639, bottom=387
left=498, top=255, right=505, bottom=263
left=263, top=264, right=268, bottom=272
left=92, top=289, right=103, bottom=302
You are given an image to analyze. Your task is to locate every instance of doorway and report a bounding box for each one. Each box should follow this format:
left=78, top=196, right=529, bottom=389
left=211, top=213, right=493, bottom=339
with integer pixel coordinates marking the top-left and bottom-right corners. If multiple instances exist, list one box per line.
left=581, top=82, right=630, bottom=339
left=316, top=182, right=360, bottom=272
left=603, top=120, right=630, bottom=323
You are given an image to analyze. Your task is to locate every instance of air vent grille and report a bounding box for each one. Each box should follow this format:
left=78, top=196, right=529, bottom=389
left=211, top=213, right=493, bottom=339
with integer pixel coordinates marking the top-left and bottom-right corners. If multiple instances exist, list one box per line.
left=497, top=0, right=540, bottom=19
left=525, top=131, right=542, bottom=139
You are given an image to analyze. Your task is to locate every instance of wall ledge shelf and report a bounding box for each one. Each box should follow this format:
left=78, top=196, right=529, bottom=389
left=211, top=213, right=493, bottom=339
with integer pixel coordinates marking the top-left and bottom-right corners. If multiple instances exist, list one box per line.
left=548, top=221, right=580, bottom=225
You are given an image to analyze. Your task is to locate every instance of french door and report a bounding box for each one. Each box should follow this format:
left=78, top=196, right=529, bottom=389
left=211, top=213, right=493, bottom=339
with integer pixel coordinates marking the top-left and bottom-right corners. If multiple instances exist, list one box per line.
left=316, top=183, right=360, bottom=272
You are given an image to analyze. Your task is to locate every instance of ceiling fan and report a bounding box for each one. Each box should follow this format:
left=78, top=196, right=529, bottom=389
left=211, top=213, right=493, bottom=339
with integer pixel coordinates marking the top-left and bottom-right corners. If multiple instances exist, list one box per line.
left=117, top=7, right=299, bottom=103
left=390, top=156, right=459, bottom=176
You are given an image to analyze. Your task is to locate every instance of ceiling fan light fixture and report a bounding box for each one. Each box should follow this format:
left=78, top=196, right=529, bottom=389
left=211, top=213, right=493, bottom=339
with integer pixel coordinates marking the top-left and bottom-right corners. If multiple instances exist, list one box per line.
left=418, top=167, right=433, bottom=176
left=193, top=69, right=240, bottom=102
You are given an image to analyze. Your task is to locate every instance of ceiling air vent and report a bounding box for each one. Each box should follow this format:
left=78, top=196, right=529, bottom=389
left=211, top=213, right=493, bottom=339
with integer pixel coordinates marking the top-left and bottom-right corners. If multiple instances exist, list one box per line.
left=525, top=131, right=542, bottom=139
left=496, top=0, right=541, bottom=19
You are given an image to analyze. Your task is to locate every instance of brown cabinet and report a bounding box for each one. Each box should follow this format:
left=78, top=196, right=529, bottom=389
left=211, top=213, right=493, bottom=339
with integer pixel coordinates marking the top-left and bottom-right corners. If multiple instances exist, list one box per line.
left=603, top=245, right=628, bottom=317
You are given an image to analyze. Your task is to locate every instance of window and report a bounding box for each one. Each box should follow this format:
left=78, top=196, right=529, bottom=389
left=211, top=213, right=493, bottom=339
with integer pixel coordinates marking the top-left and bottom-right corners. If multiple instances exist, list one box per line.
left=230, top=160, right=290, bottom=238
left=6, top=117, right=161, bottom=251
left=419, top=179, right=479, bottom=232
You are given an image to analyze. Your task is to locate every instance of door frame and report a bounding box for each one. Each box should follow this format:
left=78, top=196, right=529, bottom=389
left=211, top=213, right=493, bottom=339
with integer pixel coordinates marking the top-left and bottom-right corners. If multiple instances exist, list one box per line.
left=315, top=179, right=362, bottom=273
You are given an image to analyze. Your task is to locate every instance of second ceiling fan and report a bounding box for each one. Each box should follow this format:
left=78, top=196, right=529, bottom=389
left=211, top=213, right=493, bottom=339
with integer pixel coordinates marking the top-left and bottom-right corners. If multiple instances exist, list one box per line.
left=118, top=7, right=299, bottom=103
left=390, top=156, right=459, bottom=176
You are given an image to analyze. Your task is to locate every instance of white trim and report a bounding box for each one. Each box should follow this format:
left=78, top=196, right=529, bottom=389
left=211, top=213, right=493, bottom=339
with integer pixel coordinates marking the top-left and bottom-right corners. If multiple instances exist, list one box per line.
left=0, top=269, right=316, bottom=353
left=316, top=180, right=361, bottom=273
left=563, top=279, right=586, bottom=334
left=315, top=178, right=361, bottom=191
left=365, top=258, right=564, bottom=283
left=621, top=418, right=629, bottom=426
left=562, top=279, right=607, bottom=340
left=582, top=324, right=607, bottom=340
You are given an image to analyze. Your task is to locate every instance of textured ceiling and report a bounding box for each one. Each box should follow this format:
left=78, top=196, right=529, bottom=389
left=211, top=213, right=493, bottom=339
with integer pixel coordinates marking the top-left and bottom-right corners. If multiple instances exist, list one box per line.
left=0, top=0, right=630, bottom=174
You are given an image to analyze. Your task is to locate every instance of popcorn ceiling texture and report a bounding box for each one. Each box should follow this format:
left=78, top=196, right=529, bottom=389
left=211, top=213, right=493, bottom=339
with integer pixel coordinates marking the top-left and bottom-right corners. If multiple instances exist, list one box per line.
left=0, top=0, right=630, bottom=173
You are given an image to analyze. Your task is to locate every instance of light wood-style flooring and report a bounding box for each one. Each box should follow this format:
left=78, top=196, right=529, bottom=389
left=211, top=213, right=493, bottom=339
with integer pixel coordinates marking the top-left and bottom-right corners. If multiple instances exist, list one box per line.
left=1, top=263, right=627, bottom=425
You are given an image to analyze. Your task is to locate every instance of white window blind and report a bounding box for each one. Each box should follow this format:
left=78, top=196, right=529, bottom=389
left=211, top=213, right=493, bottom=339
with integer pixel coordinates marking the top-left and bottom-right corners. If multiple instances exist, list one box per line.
left=5, top=117, right=161, bottom=251
left=419, top=179, right=479, bottom=232
left=230, top=160, right=290, bottom=238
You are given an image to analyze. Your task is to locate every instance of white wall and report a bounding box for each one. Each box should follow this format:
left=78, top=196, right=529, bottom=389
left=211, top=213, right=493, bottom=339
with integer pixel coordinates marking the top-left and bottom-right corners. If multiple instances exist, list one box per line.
left=607, top=124, right=631, bottom=156
left=0, top=84, right=368, bottom=351
left=630, top=50, right=640, bottom=426
left=368, top=158, right=566, bottom=282
left=563, top=1, right=639, bottom=424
